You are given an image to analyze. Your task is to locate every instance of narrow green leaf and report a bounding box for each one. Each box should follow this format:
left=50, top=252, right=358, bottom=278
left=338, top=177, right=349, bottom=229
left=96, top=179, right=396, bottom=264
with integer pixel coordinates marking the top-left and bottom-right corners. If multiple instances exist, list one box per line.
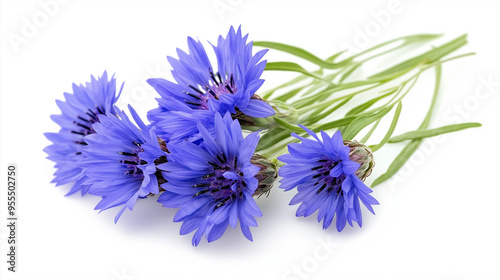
left=313, top=116, right=358, bottom=131
left=370, top=101, right=403, bottom=152
left=372, top=65, right=442, bottom=187
left=342, top=105, right=394, bottom=140
left=292, top=80, right=382, bottom=109
left=389, top=122, right=481, bottom=143
left=273, top=117, right=302, bottom=133
left=338, top=63, right=362, bottom=83
left=420, top=65, right=442, bottom=129
left=302, top=73, right=338, bottom=97
left=261, top=34, right=444, bottom=102
left=371, top=140, right=421, bottom=187
left=260, top=34, right=443, bottom=101
left=345, top=90, right=396, bottom=116
left=360, top=119, right=380, bottom=143
left=261, top=69, right=323, bottom=100
left=261, top=75, right=307, bottom=100
left=254, top=41, right=349, bottom=69
left=326, top=50, right=347, bottom=62
left=368, top=35, right=467, bottom=81
left=256, top=128, right=291, bottom=152
left=260, top=133, right=306, bottom=159
left=265, top=62, right=333, bottom=83
left=305, top=96, right=354, bottom=125
left=275, top=86, right=306, bottom=102
left=350, top=34, right=442, bottom=60
left=256, top=35, right=442, bottom=71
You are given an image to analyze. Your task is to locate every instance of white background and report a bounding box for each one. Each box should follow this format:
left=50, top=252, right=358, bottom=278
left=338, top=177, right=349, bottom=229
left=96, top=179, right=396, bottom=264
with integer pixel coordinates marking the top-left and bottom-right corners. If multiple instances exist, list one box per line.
left=1, top=0, right=500, bottom=279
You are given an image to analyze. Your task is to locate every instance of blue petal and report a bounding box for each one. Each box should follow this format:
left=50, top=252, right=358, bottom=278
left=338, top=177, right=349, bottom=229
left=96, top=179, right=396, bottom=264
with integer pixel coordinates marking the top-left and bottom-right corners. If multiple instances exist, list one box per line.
left=329, top=164, right=343, bottom=177
left=206, top=220, right=229, bottom=243
left=174, top=198, right=209, bottom=222
left=298, top=125, right=321, bottom=142
left=239, top=98, right=275, bottom=118
left=342, top=160, right=361, bottom=175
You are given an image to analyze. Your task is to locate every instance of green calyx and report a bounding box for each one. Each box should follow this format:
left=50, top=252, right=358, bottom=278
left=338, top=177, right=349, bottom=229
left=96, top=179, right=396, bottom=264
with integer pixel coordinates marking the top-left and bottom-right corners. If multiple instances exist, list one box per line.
left=251, top=154, right=278, bottom=197
left=344, top=140, right=375, bottom=182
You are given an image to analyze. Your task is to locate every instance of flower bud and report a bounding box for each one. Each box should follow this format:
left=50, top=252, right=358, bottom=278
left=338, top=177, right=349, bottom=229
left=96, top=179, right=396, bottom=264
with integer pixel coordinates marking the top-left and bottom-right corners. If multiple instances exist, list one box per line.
left=343, top=140, right=375, bottom=181
left=251, top=154, right=278, bottom=197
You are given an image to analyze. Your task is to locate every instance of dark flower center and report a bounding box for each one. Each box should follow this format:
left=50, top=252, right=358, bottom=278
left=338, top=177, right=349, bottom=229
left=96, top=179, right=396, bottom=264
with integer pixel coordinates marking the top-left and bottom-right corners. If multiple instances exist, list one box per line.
left=183, top=68, right=237, bottom=110
left=118, top=141, right=168, bottom=187
left=119, top=141, right=146, bottom=178
left=193, top=154, right=244, bottom=211
left=312, top=158, right=344, bottom=195
left=71, top=106, right=105, bottom=154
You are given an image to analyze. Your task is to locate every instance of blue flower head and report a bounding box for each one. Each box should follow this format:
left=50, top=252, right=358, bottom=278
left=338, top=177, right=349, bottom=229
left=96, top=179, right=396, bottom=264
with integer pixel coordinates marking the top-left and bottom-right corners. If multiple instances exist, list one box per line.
left=80, top=105, right=167, bottom=223
left=44, top=71, right=122, bottom=195
left=278, top=126, right=379, bottom=232
left=157, top=113, right=262, bottom=246
left=147, top=26, right=274, bottom=142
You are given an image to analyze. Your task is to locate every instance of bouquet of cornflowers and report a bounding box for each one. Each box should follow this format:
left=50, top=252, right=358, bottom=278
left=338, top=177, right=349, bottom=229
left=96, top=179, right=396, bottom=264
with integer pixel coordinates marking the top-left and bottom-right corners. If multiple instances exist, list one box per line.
left=44, top=26, right=479, bottom=246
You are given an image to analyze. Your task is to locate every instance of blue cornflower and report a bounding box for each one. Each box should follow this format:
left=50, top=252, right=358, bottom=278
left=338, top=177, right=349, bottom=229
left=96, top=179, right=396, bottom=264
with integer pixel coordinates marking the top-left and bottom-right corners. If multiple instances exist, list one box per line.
left=157, top=113, right=262, bottom=246
left=147, top=26, right=274, bottom=142
left=80, top=105, right=168, bottom=223
left=278, top=126, right=379, bottom=232
left=44, top=71, right=122, bottom=195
